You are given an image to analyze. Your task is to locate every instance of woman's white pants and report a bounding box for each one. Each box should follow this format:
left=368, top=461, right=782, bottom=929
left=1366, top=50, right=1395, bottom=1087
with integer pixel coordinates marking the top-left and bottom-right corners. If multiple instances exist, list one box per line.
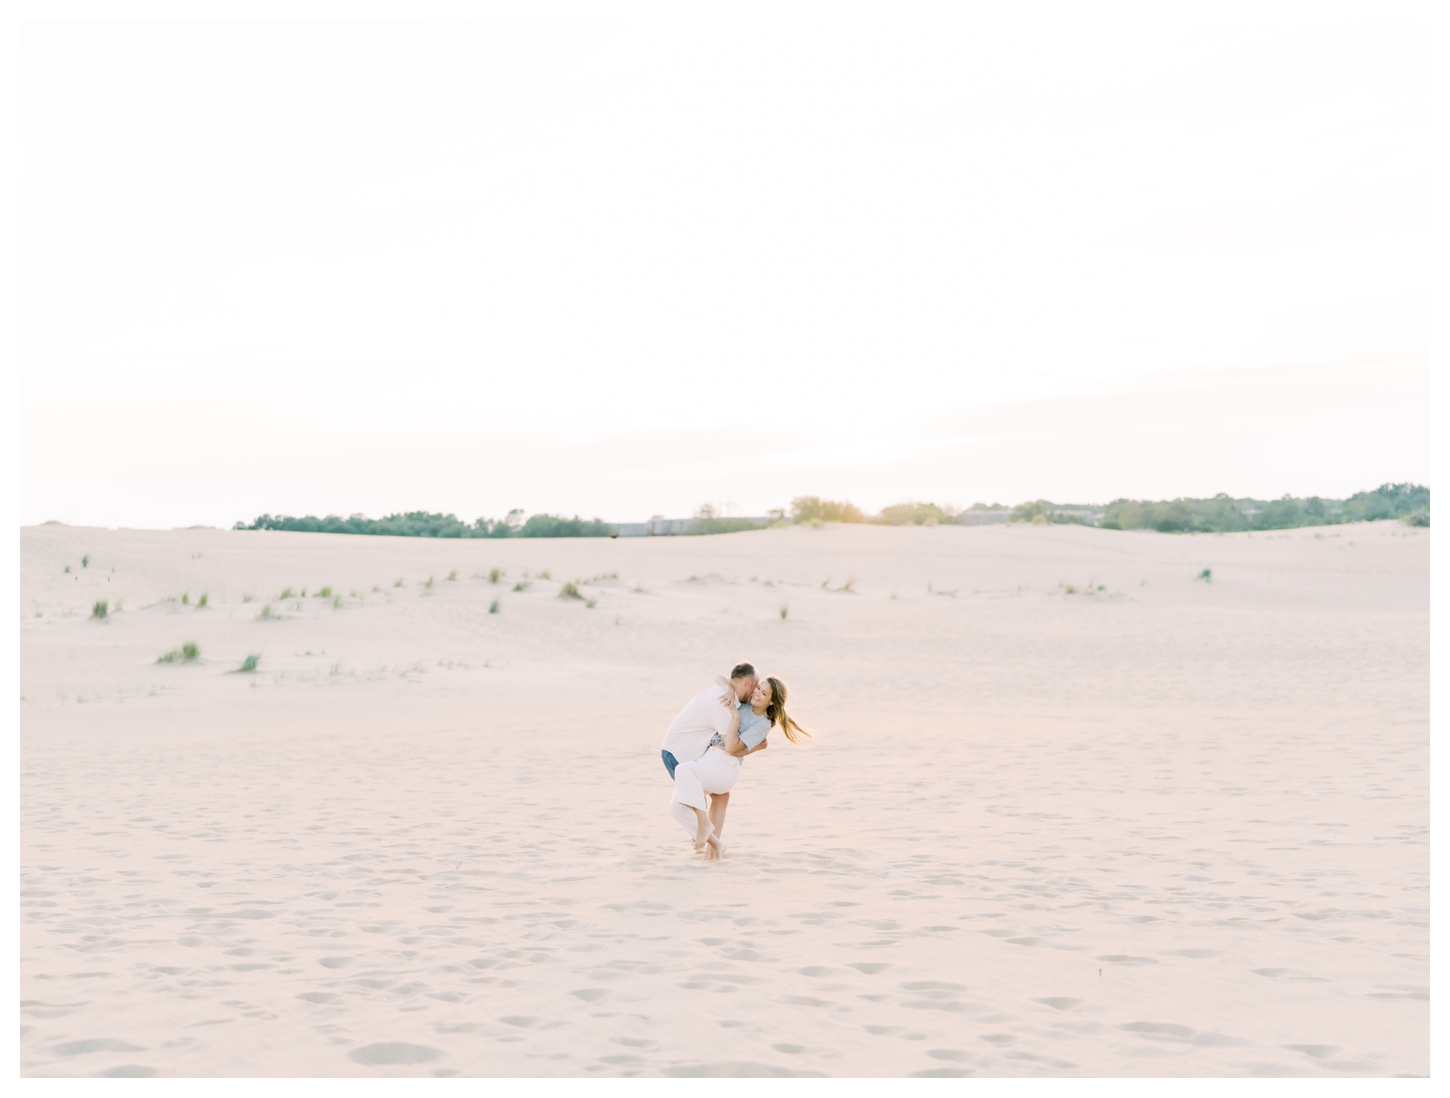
left=669, top=747, right=741, bottom=837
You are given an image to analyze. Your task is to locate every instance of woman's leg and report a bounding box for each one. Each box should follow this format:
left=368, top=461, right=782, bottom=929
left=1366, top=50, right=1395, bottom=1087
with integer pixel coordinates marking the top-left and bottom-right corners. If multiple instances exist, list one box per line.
left=708, top=792, right=730, bottom=840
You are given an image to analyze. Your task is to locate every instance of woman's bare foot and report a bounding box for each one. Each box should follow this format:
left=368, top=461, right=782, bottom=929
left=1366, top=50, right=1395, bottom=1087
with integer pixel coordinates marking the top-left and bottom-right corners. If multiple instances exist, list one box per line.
left=704, top=833, right=726, bottom=861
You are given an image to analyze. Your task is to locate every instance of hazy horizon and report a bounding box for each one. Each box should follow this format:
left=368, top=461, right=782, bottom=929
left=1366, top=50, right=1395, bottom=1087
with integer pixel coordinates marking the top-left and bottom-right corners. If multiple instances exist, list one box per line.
left=13, top=14, right=1433, bottom=530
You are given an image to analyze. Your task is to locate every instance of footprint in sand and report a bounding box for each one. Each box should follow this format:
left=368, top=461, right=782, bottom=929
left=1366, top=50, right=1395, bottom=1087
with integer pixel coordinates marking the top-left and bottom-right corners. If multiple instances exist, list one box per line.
left=53, top=1038, right=146, bottom=1056
left=1033, top=997, right=1082, bottom=1011
left=349, top=1042, right=442, bottom=1065
left=95, top=1065, right=158, bottom=1077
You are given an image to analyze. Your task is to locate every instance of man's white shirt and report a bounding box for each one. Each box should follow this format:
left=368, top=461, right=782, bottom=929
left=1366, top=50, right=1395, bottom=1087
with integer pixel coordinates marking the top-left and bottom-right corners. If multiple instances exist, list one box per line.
left=661, top=685, right=737, bottom=763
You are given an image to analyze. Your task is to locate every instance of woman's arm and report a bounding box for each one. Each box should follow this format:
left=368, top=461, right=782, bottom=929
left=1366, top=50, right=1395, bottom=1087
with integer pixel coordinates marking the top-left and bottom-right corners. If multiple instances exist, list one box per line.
left=718, top=708, right=743, bottom=754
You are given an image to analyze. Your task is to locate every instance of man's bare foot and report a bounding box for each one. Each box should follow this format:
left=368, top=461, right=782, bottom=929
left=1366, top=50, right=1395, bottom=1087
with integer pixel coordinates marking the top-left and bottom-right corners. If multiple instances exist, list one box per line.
left=704, top=834, right=726, bottom=861
left=692, top=812, right=714, bottom=852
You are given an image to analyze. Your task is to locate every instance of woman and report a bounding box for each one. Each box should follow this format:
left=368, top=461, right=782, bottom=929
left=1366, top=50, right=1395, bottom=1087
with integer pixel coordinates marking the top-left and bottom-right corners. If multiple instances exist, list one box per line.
left=668, top=674, right=811, bottom=860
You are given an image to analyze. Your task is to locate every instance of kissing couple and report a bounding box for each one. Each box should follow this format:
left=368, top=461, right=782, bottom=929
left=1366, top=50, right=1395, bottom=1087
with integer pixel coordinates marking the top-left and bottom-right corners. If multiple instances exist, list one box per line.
left=659, top=662, right=811, bottom=860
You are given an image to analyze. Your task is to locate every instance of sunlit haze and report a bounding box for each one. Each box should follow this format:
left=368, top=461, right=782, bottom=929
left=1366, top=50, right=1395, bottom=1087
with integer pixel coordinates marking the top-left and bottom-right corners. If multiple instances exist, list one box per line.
left=13, top=11, right=1434, bottom=529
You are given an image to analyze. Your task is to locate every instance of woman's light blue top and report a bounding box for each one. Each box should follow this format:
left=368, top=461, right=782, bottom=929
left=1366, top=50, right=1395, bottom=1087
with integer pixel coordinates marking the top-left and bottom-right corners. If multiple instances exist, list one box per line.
left=709, top=704, right=771, bottom=751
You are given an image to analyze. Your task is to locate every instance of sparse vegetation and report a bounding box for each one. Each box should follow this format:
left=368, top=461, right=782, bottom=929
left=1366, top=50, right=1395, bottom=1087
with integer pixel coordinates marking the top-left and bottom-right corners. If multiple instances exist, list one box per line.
left=318, top=586, right=332, bottom=598
left=425, top=576, right=435, bottom=588
left=239, top=654, right=260, bottom=673
left=91, top=600, right=108, bottom=620
left=539, top=570, right=552, bottom=580
left=489, top=599, right=501, bottom=614
left=197, top=593, right=208, bottom=608
left=513, top=581, right=530, bottom=592
left=257, top=604, right=275, bottom=621
left=585, top=599, right=597, bottom=608
left=489, top=568, right=504, bottom=583
left=158, top=642, right=201, bottom=664
left=64, top=565, right=70, bottom=573
left=780, top=605, right=789, bottom=619
left=332, top=595, right=342, bottom=609
left=448, top=570, right=457, bottom=581
left=558, top=582, right=584, bottom=600
left=242, top=593, right=254, bottom=603
left=81, top=554, right=90, bottom=567
left=1402, top=508, right=1430, bottom=527
left=1197, top=568, right=1213, bottom=582
left=280, top=587, right=294, bottom=600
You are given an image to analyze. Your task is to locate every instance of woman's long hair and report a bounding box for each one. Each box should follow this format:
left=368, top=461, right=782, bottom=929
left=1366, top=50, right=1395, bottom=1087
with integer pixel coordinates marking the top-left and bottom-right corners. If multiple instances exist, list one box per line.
left=763, top=676, right=812, bottom=745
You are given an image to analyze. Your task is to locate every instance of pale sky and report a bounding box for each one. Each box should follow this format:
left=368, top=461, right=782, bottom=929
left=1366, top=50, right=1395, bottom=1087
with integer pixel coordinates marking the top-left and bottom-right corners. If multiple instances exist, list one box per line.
left=12, top=7, right=1437, bottom=528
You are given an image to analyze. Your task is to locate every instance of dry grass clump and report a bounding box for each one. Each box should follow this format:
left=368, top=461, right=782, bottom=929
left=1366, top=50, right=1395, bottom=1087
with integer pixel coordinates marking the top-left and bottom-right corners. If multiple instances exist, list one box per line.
left=489, top=568, right=504, bottom=584
left=447, top=570, right=457, bottom=581
left=318, top=586, right=332, bottom=598
left=558, top=582, right=584, bottom=600
left=280, top=587, right=294, bottom=600
left=91, top=600, right=108, bottom=620
left=257, top=604, right=275, bottom=621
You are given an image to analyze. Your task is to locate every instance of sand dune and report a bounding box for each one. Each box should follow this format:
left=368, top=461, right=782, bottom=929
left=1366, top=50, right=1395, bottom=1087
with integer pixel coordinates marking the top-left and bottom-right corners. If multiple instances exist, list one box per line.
left=19, top=520, right=1428, bottom=1077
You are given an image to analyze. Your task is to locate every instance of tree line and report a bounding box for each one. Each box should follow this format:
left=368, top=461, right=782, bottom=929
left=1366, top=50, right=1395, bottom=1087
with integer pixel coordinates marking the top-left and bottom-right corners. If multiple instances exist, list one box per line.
left=233, top=483, right=1427, bottom=540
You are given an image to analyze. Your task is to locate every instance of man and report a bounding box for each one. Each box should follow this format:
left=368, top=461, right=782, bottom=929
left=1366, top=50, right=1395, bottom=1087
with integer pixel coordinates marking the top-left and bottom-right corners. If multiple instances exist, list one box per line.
left=660, top=662, right=767, bottom=846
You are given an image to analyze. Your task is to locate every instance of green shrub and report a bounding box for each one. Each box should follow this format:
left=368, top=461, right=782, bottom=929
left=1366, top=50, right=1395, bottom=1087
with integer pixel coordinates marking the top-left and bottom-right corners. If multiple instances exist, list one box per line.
left=157, top=649, right=178, bottom=663
left=513, top=581, right=530, bottom=592
left=1197, top=568, right=1212, bottom=582
left=197, top=593, right=208, bottom=608
left=239, top=654, right=260, bottom=673
left=257, top=604, right=275, bottom=621
left=280, top=587, right=294, bottom=600
left=242, top=593, right=254, bottom=603
left=489, top=599, right=500, bottom=614
left=585, top=598, right=597, bottom=608
left=489, top=568, right=504, bottom=583
left=558, top=582, right=584, bottom=600
left=181, top=641, right=200, bottom=662
left=91, top=600, right=108, bottom=620
left=81, top=554, right=90, bottom=567
left=539, top=570, right=552, bottom=580
left=791, top=497, right=864, bottom=524
left=182, top=593, right=190, bottom=605
left=318, top=586, right=332, bottom=598
left=447, top=570, right=457, bottom=581
left=1402, top=508, right=1430, bottom=527
left=780, top=605, right=789, bottom=619
left=394, top=578, right=404, bottom=587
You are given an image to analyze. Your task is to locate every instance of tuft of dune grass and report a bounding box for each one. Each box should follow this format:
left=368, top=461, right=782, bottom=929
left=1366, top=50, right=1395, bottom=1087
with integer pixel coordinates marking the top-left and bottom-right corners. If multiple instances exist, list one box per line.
left=91, top=600, right=108, bottom=620
left=489, top=599, right=500, bottom=614
left=558, top=582, right=584, bottom=600
left=239, top=654, right=260, bottom=673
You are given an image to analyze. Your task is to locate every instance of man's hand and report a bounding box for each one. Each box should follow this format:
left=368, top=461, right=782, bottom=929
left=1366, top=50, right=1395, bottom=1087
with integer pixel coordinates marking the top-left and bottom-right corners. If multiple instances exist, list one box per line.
left=718, top=685, right=737, bottom=708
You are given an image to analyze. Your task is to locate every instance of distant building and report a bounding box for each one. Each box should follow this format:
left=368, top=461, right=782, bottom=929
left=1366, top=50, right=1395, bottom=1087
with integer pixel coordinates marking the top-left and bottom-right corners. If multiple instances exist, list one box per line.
left=613, top=516, right=776, bottom=537
left=958, top=509, right=1012, bottom=526
left=1049, top=507, right=1105, bottom=527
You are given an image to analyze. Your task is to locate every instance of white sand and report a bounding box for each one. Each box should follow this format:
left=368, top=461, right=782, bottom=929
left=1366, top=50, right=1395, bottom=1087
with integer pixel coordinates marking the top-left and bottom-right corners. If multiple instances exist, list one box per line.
left=20, top=520, right=1428, bottom=1077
